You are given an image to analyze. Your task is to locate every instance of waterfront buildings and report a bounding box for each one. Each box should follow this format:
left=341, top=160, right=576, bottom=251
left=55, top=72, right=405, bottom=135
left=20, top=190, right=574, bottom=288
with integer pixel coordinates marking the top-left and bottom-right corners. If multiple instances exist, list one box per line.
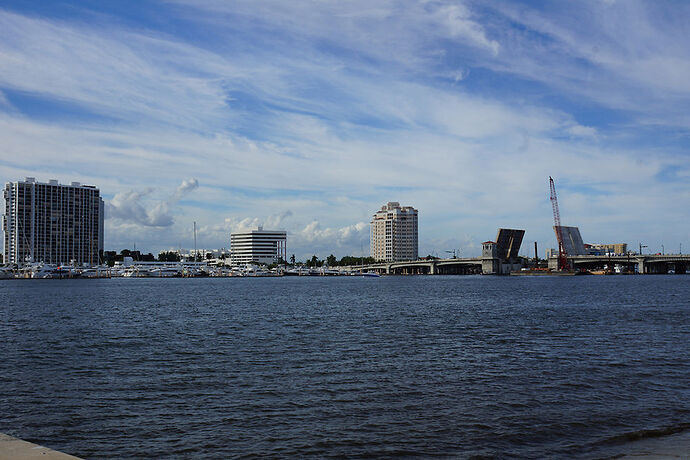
left=586, top=243, right=628, bottom=255
left=3, top=177, right=104, bottom=265
left=229, top=227, right=287, bottom=265
left=370, top=202, right=418, bottom=262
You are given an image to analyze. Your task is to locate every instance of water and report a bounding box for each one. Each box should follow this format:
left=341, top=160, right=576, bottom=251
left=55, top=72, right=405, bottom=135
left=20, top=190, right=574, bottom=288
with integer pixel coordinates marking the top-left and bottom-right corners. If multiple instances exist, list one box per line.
left=1, top=276, right=689, bottom=459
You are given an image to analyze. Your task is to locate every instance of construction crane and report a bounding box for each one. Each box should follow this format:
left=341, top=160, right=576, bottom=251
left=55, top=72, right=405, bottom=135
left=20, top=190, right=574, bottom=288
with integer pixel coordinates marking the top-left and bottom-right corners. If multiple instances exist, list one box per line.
left=549, top=176, right=570, bottom=270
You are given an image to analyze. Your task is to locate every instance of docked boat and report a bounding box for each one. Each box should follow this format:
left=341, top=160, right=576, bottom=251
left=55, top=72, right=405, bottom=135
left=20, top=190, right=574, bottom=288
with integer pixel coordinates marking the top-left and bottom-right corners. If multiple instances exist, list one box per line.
left=0, top=266, right=14, bottom=279
left=350, top=271, right=380, bottom=277
left=149, top=266, right=182, bottom=277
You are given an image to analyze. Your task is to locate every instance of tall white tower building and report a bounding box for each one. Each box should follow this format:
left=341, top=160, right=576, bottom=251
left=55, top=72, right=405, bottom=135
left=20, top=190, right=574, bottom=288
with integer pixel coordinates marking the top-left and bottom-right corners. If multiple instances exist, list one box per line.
left=3, top=178, right=104, bottom=265
left=370, top=202, right=418, bottom=262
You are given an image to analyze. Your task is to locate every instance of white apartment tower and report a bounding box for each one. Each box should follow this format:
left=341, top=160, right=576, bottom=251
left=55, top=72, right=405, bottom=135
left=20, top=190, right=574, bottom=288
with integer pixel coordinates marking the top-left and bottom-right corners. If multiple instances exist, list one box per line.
left=370, top=202, right=418, bottom=262
left=3, top=178, right=104, bottom=265
left=230, top=227, right=287, bottom=265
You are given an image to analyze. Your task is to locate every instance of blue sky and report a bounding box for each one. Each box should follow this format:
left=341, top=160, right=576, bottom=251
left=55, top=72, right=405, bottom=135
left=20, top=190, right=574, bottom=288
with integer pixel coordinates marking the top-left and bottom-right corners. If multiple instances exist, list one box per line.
left=1, top=0, right=689, bottom=259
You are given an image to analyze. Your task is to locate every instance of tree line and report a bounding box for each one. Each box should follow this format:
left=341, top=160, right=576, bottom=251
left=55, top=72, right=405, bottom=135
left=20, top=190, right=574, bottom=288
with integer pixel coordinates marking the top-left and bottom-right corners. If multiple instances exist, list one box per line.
left=102, top=249, right=378, bottom=267
left=300, top=254, right=376, bottom=267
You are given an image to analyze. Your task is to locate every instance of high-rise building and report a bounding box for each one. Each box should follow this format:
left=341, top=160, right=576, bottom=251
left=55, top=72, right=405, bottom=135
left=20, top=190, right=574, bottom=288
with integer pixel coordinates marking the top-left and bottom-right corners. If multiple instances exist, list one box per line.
left=370, top=202, right=418, bottom=262
left=3, top=178, right=104, bottom=265
left=230, top=227, right=287, bottom=265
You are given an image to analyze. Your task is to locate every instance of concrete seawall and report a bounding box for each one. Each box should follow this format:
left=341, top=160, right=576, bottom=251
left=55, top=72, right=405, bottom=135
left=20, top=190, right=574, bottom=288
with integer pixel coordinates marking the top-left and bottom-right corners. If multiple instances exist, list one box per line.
left=0, top=433, right=81, bottom=460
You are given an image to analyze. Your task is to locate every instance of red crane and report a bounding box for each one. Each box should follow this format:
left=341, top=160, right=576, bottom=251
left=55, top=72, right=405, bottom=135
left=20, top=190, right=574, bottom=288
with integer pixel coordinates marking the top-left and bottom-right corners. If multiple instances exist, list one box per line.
left=549, top=176, right=570, bottom=270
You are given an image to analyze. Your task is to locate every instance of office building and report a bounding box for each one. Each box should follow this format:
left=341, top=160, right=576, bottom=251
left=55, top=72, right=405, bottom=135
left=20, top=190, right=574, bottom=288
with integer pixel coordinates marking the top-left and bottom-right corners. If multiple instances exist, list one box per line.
left=3, top=177, right=104, bottom=265
left=370, top=202, right=418, bottom=262
left=230, top=227, right=287, bottom=265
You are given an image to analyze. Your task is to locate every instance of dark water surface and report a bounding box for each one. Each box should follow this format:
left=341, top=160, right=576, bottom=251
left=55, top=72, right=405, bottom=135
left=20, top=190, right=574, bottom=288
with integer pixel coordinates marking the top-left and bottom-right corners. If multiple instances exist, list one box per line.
left=1, top=276, right=689, bottom=459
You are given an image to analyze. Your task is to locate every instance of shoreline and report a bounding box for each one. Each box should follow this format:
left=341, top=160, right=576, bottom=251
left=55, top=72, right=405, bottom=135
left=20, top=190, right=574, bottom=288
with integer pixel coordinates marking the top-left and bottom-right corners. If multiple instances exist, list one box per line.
left=0, top=433, right=81, bottom=460
left=614, top=429, right=690, bottom=459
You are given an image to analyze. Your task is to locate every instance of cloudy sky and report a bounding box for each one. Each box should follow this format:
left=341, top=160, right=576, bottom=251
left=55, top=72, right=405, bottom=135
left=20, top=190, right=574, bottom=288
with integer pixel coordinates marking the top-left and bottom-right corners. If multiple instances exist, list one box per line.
left=1, top=0, right=688, bottom=259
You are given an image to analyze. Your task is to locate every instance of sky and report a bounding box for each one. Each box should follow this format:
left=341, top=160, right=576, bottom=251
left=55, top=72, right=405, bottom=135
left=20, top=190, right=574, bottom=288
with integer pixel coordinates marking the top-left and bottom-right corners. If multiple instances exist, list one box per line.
left=1, top=0, right=689, bottom=260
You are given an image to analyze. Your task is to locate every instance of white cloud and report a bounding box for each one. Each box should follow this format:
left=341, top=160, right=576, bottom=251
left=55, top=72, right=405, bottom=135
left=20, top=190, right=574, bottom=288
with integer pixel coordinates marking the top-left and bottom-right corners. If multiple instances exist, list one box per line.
left=172, top=178, right=199, bottom=201
left=566, top=124, right=597, bottom=139
left=0, top=89, right=11, bottom=108
left=106, top=178, right=199, bottom=227
left=1, top=2, right=689, bottom=258
left=0, top=10, right=234, bottom=130
left=480, top=1, right=690, bottom=123
left=438, top=4, right=499, bottom=55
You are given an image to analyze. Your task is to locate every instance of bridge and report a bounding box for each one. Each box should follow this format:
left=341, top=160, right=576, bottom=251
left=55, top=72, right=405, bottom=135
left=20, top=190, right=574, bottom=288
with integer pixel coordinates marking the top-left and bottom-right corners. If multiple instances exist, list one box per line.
left=341, top=253, right=690, bottom=275
left=340, top=256, right=516, bottom=275
left=549, top=254, right=690, bottom=274
left=360, top=257, right=483, bottom=275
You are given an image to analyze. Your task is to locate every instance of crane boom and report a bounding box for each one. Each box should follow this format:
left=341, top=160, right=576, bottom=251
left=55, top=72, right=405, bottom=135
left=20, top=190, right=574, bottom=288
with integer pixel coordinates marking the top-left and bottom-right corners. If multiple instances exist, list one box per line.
left=549, top=176, right=569, bottom=270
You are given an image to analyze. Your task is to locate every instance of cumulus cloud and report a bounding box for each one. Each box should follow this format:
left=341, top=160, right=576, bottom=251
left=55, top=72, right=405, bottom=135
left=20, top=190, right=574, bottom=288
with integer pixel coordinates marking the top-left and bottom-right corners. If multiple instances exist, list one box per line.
left=106, top=178, right=199, bottom=227
left=197, top=210, right=294, bottom=245
left=172, top=178, right=199, bottom=201
left=212, top=210, right=292, bottom=233
left=295, top=221, right=369, bottom=251
left=196, top=213, right=368, bottom=259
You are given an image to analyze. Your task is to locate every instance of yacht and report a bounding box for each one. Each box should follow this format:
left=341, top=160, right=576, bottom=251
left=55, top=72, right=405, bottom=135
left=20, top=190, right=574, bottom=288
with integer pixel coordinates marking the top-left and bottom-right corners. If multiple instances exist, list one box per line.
left=0, top=266, right=14, bottom=279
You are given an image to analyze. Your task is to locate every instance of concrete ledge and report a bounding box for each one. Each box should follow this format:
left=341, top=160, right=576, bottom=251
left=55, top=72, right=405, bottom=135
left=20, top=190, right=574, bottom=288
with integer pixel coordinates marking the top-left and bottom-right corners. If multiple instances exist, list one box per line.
left=0, top=433, right=82, bottom=460
left=619, top=429, right=690, bottom=459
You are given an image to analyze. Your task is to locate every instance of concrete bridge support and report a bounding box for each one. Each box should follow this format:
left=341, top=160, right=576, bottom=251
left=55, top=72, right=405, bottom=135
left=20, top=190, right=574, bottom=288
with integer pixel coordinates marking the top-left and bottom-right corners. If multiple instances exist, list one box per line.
left=482, top=258, right=499, bottom=275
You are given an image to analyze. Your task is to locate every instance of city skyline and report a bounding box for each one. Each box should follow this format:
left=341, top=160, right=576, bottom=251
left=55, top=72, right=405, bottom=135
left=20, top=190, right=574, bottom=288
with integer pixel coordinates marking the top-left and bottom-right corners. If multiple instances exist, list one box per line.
left=1, top=1, right=688, bottom=259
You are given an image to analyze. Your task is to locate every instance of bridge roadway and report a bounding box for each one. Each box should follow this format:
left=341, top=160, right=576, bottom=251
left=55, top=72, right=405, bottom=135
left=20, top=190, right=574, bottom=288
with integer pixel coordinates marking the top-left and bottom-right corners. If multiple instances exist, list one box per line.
left=342, top=253, right=690, bottom=275
left=342, top=257, right=483, bottom=275
left=551, top=254, right=690, bottom=273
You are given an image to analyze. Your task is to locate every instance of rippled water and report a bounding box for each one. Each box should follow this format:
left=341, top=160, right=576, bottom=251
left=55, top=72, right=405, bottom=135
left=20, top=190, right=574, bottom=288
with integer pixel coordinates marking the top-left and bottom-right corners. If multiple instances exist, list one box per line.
left=1, top=276, right=689, bottom=459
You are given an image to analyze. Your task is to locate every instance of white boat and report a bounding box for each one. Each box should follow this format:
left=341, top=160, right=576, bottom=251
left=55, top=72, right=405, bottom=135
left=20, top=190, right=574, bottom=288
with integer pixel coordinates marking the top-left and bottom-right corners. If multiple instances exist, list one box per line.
left=80, top=268, right=101, bottom=278
left=0, top=267, right=14, bottom=279
left=350, top=270, right=380, bottom=277
left=122, top=267, right=152, bottom=277
left=149, top=266, right=182, bottom=277
left=27, top=263, right=60, bottom=279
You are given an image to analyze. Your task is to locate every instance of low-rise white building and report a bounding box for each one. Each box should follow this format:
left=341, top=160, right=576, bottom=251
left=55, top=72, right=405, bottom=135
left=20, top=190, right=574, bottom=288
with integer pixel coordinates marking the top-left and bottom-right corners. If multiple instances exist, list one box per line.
left=230, top=227, right=287, bottom=265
